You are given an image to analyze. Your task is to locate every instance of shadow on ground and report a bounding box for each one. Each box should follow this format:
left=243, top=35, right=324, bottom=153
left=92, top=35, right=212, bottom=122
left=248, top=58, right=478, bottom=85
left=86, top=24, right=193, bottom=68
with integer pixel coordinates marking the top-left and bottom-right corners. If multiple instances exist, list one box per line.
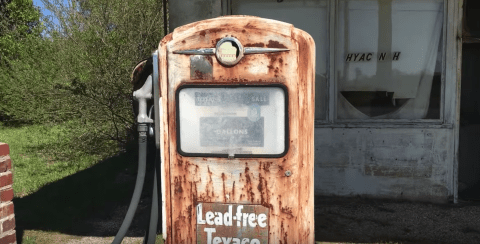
left=12, top=142, right=480, bottom=244
left=13, top=145, right=161, bottom=244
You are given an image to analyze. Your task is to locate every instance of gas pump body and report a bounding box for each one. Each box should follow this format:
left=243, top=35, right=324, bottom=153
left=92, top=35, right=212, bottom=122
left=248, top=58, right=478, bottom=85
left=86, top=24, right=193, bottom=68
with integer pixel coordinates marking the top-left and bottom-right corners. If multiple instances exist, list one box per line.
left=157, top=16, right=315, bottom=243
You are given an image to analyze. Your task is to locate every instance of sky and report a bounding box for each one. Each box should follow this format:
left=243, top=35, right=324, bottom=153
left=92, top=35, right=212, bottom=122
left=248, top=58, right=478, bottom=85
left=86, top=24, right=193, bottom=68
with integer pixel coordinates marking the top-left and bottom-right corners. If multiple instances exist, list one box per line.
left=32, top=0, right=60, bottom=27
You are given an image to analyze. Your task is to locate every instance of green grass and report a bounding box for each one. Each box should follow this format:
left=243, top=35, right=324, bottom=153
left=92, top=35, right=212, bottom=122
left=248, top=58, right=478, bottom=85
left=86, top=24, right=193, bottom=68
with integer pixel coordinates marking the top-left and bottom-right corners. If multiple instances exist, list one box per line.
left=0, top=120, right=151, bottom=243
left=0, top=120, right=108, bottom=197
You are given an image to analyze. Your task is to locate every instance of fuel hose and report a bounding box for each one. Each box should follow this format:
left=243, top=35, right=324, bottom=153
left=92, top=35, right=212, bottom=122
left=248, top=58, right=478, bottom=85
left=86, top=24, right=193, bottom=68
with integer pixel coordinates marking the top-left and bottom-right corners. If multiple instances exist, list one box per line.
left=111, top=124, right=148, bottom=244
left=143, top=150, right=159, bottom=244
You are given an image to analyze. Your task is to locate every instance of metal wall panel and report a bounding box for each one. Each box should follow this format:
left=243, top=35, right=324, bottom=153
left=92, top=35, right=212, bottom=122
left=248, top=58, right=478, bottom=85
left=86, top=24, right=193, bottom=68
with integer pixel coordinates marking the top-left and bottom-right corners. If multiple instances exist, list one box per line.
left=314, top=127, right=454, bottom=202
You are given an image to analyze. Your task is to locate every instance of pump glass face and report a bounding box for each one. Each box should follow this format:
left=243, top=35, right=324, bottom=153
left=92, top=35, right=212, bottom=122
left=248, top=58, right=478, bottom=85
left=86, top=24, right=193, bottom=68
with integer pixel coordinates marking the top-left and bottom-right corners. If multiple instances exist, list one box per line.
left=177, top=86, right=287, bottom=157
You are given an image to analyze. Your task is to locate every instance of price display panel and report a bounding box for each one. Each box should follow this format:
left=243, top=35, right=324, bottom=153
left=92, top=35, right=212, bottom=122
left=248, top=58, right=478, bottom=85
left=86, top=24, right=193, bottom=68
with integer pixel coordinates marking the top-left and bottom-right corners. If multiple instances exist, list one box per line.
left=177, top=85, right=288, bottom=157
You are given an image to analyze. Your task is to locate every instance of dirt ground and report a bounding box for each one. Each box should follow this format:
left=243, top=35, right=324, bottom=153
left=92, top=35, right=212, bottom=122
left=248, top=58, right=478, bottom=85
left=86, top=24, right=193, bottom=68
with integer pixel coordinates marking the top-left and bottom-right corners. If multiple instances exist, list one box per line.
left=16, top=152, right=480, bottom=244
left=68, top=195, right=480, bottom=244
left=314, top=195, right=480, bottom=244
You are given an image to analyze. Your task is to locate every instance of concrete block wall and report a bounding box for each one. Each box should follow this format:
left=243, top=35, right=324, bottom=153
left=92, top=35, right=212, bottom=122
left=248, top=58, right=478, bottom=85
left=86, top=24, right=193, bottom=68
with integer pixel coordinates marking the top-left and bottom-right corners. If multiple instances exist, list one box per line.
left=0, top=143, right=16, bottom=244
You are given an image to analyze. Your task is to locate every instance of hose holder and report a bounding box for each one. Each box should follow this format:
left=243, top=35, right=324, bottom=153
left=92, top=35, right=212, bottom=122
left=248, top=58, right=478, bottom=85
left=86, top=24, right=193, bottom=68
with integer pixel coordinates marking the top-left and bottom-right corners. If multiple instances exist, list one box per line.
left=133, top=75, right=154, bottom=123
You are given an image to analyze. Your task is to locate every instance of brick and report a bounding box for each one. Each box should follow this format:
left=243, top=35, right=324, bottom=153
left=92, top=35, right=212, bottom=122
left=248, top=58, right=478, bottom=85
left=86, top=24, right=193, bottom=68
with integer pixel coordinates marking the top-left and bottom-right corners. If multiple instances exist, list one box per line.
left=0, top=173, right=12, bottom=188
left=0, top=157, right=11, bottom=173
left=0, top=203, right=14, bottom=219
left=0, top=230, right=16, bottom=244
left=2, top=217, right=15, bottom=232
left=0, top=188, right=13, bottom=202
left=0, top=144, right=8, bottom=157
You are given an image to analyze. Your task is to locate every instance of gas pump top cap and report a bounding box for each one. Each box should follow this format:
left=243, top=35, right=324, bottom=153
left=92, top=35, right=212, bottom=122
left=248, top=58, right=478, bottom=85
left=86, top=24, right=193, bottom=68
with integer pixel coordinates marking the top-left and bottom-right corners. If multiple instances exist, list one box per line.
left=173, top=37, right=289, bottom=66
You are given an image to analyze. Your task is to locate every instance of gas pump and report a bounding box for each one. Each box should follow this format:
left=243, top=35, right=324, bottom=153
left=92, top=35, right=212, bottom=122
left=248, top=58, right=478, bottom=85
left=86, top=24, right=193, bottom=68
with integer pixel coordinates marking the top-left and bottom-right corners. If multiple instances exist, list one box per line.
left=158, top=16, right=315, bottom=243
left=112, top=15, right=315, bottom=244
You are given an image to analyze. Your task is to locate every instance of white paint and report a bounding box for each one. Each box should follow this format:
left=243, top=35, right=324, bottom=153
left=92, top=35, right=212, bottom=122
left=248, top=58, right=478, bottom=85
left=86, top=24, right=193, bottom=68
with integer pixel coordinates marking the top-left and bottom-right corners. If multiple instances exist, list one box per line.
left=197, top=204, right=268, bottom=228
left=247, top=56, right=269, bottom=75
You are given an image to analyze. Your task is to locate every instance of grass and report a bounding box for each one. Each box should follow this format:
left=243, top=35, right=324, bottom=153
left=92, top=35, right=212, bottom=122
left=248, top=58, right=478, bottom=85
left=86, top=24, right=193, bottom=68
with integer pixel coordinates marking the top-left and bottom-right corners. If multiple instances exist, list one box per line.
left=0, top=120, right=162, bottom=243
left=0, top=120, right=111, bottom=197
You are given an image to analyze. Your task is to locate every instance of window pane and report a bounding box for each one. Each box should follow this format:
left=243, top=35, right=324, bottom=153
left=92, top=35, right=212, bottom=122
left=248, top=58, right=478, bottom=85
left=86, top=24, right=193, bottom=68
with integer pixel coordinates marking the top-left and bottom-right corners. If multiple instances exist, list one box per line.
left=336, top=0, right=443, bottom=119
left=232, top=0, right=329, bottom=121
left=178, top=87, right=286, bottom=156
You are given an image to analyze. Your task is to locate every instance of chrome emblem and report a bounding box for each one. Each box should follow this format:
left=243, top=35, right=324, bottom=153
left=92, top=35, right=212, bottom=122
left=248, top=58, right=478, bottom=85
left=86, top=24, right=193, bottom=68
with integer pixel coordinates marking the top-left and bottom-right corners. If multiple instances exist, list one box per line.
left=173, top=37, right=289, bottom=66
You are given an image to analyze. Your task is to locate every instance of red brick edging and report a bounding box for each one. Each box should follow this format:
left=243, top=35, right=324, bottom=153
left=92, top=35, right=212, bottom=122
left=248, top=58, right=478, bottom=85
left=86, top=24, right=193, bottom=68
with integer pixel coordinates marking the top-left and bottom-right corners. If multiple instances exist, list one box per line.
left=0, top=143, right=16, bottom=244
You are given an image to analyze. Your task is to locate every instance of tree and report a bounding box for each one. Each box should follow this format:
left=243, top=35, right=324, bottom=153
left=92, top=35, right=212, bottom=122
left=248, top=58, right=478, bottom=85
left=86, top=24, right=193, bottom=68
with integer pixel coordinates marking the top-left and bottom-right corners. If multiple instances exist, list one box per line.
left=39, top=0, right=165, bottom=152
left=0, top=0, right=42, bottom=66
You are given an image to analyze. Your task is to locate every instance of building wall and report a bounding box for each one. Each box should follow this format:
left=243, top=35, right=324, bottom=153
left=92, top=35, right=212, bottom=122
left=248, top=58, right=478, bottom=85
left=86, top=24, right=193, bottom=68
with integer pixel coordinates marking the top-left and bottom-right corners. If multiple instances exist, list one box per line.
left=314, top=127, right=454, bottom=202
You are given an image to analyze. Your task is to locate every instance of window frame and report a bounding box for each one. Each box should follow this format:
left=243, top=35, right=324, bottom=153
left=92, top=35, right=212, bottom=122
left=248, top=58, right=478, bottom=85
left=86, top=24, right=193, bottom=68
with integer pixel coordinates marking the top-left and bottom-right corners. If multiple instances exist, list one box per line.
left=227, top=0, right=449, bottom=127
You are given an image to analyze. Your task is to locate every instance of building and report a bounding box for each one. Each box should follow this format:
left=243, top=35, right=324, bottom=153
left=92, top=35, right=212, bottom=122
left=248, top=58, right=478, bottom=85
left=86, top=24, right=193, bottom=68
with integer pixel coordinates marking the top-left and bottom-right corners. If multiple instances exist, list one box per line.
left=164, top=0, right=471, bottom=203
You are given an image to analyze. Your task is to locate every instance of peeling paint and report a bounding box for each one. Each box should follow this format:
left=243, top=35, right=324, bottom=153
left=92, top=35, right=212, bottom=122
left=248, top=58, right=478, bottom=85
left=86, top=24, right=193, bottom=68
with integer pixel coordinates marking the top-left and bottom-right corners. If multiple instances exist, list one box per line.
left=160, top=16, right=314, bottom=243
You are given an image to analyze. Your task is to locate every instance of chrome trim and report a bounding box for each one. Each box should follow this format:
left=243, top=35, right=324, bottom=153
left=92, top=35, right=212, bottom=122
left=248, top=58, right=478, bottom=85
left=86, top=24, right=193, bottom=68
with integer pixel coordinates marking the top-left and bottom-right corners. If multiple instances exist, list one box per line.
left=173, top=48, right=215, bottom=55
left=173, top=47, right=289, bottom=55
left=244, top=47, right=289, bottom=54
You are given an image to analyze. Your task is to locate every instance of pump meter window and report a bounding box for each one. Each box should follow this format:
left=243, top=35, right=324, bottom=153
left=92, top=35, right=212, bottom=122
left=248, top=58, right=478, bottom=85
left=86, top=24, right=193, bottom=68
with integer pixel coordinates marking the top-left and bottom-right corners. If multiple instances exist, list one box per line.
left=177, top=86, right=287, bottom=157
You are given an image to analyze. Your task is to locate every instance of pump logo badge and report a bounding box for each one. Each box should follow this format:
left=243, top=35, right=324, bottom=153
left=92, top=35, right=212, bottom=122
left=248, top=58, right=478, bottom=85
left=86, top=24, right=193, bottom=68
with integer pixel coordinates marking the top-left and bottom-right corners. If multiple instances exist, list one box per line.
left=196, top=203, right=269, bottom=244
left=218, top=42, right=237, bottom=63
left=215, top=37, right=244, bottom=66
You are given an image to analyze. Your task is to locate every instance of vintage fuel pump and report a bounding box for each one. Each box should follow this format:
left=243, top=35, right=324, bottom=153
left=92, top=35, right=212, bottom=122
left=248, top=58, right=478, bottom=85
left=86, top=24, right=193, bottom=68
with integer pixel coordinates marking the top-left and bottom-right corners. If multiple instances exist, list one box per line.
left=154, top=16, right=316, bottom=243
left=112, top=15, right=315, bottom=244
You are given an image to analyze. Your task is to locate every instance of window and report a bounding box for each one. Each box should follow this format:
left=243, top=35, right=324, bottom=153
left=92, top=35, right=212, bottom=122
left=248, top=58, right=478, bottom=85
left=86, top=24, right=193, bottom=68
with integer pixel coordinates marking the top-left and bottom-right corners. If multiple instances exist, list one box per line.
left=336, top=0, right=444, bottom=120
left=232, top=0, right=329, bottom=121
left=232, top=0, right=445, bottom=123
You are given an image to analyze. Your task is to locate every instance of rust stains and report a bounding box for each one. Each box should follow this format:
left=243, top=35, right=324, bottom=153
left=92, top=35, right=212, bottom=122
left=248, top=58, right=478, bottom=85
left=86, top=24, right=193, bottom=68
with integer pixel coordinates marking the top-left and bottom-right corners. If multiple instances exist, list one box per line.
left=186, top=204, right=193, bottom=222
left=244, top=22, right=255, bottom=29
left=207, top=27, right=223, bottom=34
left=174, top=176, right=183, bottom=194
left=203, top=166, right=214, bottom=199
left=222, top=173, right=227, bottom=202
left=160, top=32, right=173, bottom=46
left=194, top=70, right=210, bottom=80
left=259, top=161, right=272, bottom=172
left=267, top=40, right=287, bottom=49
left=258, top=174, right=273, bottom=210
left=281, top=206, right=294, bottom=219
left=244, top=166, right=255, bottom=202
left=244, top=42, right=265, bottom=47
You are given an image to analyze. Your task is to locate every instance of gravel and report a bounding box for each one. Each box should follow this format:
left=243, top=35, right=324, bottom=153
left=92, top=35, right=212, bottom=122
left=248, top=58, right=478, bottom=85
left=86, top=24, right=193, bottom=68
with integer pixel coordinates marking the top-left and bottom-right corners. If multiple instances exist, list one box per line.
left=314, top=195, right=480, bottom=244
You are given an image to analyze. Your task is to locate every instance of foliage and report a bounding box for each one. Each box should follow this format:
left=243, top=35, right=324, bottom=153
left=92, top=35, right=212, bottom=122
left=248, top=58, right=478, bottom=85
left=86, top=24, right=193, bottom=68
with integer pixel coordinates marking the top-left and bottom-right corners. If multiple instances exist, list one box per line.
left=0, top=0, right=42, bottom=66
left=1, top=0, right=164, bottom=153
left=41, top=0, right=164, bottom=149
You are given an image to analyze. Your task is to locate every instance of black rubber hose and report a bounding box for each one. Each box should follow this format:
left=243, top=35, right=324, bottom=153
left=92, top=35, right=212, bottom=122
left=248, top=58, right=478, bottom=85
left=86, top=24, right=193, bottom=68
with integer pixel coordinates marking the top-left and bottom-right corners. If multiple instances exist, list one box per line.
left=112, top=124, right=148, bottom=244
left=143, top=142, right=160, bottom=244
left=143, top=164, right=159, bottom=244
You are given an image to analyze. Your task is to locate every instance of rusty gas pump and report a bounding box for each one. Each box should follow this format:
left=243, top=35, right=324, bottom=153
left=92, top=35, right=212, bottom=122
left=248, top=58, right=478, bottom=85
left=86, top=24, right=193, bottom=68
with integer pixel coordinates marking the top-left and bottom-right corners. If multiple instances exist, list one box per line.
left=155, top=16, right=315, bottom=243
